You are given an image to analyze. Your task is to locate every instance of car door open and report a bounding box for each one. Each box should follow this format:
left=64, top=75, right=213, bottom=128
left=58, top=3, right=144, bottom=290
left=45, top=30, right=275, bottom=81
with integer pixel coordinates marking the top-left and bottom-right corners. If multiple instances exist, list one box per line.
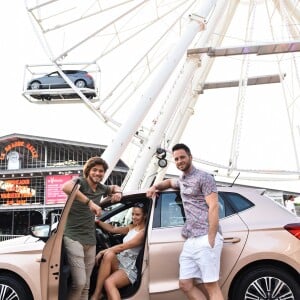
left=40, top=182, right=80, bottom=300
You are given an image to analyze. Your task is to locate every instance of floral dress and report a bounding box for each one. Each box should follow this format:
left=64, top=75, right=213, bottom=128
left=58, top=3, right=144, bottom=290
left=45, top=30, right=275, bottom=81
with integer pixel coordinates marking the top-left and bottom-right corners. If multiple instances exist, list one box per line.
left=117, top=228, right=143, bottom=284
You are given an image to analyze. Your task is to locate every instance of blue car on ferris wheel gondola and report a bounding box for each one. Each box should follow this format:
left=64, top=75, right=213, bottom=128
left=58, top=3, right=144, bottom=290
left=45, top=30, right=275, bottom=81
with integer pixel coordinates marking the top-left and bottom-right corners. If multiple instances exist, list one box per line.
left=27, top=70, right=97, bottom=101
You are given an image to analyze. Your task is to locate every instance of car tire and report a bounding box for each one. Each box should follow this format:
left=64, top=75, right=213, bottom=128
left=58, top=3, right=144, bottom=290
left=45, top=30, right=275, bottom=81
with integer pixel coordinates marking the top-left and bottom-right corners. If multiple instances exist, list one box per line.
left=0, top=273, right=33, bottom=300
left=30, top=81, right=41, bottom=90
left=86, top=94, right=94, bottom=100
left=75, top=79, right=86, bottom=88
left=230, top=264, right=300, bottom=300
left=41, top=95, right=52, bottom=101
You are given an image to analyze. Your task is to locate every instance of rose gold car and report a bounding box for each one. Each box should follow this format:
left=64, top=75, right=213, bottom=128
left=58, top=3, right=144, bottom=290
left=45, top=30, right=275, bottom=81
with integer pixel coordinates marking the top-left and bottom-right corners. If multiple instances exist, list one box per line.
left=0, top=184, right=299, bottom=300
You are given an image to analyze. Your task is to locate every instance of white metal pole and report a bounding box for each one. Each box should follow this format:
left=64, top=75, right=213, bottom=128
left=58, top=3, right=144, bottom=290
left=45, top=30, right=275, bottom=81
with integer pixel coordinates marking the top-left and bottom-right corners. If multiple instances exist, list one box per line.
left=152, top=0, right=239, bottom=183
left=102, top=0, right=218, bottom=182
left=125, top=57, right=199, bottom=190
left=138, top=0, right=232, bottom=187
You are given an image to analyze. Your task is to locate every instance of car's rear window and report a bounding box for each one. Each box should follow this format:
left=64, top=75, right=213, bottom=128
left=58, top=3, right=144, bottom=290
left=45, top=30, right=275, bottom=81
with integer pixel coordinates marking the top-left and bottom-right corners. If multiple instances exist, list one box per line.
left=220, top=192, right=254, bottom=213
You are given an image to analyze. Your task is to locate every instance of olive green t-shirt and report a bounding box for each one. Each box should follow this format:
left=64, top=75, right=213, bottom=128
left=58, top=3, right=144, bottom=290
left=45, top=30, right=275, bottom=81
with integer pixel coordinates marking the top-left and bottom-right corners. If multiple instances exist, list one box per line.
left=64, top=177, right=110, bottom=245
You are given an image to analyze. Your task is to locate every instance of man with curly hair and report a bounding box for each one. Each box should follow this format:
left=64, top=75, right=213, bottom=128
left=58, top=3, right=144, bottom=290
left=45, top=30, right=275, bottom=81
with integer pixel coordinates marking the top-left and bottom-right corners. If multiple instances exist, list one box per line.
left=62, top=156, right=122, bottom=300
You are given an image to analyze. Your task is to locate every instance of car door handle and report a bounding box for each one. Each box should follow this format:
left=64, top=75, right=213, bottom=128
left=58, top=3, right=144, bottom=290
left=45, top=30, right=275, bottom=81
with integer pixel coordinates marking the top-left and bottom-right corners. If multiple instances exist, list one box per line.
left=224, top=237, right=241, bottom=244
left=36, top=257, right=47, bottom=263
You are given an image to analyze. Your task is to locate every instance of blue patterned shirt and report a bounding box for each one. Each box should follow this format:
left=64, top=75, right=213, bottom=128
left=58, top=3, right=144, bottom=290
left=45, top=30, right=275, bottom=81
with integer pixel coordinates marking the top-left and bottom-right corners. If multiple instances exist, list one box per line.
left=173, top=165, right=220, bottom=238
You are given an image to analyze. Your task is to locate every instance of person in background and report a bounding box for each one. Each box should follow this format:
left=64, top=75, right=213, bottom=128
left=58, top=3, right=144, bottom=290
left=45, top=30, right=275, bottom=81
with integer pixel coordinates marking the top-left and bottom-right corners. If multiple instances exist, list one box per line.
left=285, top=194, right=296, bottom=215
left=90, top=202, right=147, bottom=300
left=62, top=156, right=122, bottom=300
left=147, top=143, right=224, bottom=300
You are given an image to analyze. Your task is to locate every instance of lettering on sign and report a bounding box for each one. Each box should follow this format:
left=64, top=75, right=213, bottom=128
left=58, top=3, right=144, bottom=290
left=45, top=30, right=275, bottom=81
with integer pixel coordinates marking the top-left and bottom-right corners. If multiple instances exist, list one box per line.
left=0, top=140, right=38, bottom=160
left=0, top=179, right=36, bottom=205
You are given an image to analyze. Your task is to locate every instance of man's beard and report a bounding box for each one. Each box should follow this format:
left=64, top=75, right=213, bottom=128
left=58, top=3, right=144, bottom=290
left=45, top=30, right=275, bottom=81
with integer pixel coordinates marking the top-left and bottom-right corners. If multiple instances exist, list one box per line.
left=178, top=161, right=191, bottom=172
left=89, top=175, right=101, bottom=184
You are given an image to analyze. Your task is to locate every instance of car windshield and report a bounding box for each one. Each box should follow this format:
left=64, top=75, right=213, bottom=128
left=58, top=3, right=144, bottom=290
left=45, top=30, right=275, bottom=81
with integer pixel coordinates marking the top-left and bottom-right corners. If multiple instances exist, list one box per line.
left=100, top=202, right=129, bottom=226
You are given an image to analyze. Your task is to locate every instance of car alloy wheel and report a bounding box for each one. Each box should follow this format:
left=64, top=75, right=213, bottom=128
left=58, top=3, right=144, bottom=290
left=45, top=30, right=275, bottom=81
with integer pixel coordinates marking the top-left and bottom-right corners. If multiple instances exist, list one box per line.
left=30, top=81, right=41, bottom=90
left=0, top=284, right=18, bottom=300
left=230, top=265, right=300, bottom=300
left=245, top=276, right=294, bottom=299
left=0, top=274, right=33, bottom=300
left=75, top=79, right=86, bottom=88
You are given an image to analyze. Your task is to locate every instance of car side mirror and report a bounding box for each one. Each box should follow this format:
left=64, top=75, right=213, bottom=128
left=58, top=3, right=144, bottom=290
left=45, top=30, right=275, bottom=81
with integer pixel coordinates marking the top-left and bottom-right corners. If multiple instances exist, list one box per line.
left=30, top=224, right=51, bottom=240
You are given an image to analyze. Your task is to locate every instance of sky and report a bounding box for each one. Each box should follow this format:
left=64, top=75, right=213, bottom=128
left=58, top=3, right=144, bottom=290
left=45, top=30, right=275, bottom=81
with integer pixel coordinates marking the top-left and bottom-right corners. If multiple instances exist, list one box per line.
left=1, top=1, right=300, bottom=193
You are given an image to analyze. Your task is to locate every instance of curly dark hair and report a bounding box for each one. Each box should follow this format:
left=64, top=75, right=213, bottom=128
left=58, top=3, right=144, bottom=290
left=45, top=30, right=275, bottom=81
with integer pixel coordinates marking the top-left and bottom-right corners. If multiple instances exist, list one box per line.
left=83, top=156, right=109, bottom=178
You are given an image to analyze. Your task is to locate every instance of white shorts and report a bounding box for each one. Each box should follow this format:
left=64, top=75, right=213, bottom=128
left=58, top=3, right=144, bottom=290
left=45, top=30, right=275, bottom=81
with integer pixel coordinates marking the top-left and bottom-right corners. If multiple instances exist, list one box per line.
left=179, top=232, right=223, bottom=283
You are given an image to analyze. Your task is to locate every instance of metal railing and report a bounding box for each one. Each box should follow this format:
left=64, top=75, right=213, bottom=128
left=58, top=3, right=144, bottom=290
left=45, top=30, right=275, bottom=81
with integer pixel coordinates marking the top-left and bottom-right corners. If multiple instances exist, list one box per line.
left=0, top=235, right=24, bottom=242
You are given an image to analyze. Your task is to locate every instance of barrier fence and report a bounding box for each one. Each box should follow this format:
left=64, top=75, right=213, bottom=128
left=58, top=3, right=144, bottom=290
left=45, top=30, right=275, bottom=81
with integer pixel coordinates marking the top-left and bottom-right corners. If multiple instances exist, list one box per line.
left=0, top=235, right=24, bottom=242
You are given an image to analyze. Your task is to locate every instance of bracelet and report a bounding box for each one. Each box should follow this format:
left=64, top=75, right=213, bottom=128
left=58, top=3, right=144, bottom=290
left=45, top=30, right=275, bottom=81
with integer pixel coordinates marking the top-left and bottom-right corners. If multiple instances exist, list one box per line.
left=85, top=198, right=91, bottom=206
left=113, top=191, right=122, bottom=194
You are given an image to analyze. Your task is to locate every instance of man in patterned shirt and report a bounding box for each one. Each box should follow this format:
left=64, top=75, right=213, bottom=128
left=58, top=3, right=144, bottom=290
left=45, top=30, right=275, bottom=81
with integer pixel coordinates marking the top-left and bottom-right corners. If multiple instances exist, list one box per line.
left=147, top=143, right=224, bottom=300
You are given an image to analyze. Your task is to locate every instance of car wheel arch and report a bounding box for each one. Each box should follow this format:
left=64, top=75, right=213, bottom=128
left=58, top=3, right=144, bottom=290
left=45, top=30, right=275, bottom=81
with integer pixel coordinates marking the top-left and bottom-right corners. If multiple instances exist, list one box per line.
left=228, top=259, right=300, bottom=299
left=74, top=79, right=87, bottom=88
left=30, top=80, right=41, bottom=89
left=0, top=270, right=34, bottom=300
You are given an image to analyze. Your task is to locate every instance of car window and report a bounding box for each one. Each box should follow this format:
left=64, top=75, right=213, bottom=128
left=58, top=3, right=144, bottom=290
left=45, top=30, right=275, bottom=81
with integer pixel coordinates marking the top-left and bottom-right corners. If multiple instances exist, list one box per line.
left=101, top=198, right=150, bottom=226
left=64, top=70, right=77, bottom=75
left=101, top=202, right=129, bottom=226
left=221, top=192, right=254, bottom=213
left=153, top=192, right=184, bottom=228
left=153, top=191, right=247, bottom=228
left=218, top=192, right=236, bottom=218
left=49, top=72, right=59, bottom=77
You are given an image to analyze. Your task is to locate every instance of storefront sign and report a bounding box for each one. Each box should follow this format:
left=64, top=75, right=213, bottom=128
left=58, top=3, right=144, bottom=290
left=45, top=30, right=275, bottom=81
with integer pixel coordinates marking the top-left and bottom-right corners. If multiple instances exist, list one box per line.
left=0, top=179, right=36, bottom=205
left=46, top=174, right=79, bottom=204
left=0, top=140, right=38, bottom=160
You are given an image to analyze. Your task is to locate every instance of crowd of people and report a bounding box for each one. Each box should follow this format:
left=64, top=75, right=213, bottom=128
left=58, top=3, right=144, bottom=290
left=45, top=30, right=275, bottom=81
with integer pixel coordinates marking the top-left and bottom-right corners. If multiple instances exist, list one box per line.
left=62, top=143, right=225, bottom=300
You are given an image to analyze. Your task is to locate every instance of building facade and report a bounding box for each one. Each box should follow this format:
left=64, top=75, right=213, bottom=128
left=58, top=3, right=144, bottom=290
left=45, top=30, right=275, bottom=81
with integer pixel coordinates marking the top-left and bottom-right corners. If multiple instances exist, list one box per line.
left=0, top=133, right=128, bottom=237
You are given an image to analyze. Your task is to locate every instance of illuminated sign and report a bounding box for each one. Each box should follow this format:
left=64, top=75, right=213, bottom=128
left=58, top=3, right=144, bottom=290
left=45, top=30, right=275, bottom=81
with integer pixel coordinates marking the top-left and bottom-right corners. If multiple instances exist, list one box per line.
left=0, top=179, right=36, bottom=205
left=0, top=140, right=38, bottom=160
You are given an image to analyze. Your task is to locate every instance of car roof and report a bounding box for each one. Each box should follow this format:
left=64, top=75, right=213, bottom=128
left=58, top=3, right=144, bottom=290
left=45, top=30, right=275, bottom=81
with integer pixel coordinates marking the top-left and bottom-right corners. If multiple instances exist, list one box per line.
left=46, top=70, right=86, bottom=75
left=62, top=70, right=86, bottom=73
left=218, top=185, right=300, bottom=227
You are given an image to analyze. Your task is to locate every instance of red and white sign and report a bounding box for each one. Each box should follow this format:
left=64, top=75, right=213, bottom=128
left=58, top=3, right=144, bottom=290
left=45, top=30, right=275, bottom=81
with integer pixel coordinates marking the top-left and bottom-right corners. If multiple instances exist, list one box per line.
left=45, top=174, right=79, bottom=204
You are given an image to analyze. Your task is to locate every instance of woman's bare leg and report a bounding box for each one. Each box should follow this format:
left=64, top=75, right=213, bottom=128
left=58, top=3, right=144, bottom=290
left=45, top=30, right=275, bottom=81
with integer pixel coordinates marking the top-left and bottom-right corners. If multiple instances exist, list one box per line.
left=90, top=250, right=119, bottom=300
left=105, top=269, right=131, bottom=300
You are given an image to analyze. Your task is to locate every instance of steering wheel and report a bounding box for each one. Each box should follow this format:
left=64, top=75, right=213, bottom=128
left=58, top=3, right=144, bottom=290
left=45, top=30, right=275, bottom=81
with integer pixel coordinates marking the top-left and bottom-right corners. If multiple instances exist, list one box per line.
left=95, top=227, right=112, bottom=249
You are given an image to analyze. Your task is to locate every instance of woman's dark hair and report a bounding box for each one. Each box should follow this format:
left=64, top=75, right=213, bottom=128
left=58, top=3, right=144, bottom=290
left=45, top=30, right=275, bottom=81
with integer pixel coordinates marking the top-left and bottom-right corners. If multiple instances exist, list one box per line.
left=133, top=202, right=148, bottom=215
left=83, top=156, right=109, bottom=178
left=172, top=143, right=191, bottom=156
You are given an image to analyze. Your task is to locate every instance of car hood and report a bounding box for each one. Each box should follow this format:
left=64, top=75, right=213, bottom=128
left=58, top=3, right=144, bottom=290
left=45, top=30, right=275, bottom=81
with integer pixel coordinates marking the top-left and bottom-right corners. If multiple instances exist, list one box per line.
left=0, top=235, right=44, bottom=254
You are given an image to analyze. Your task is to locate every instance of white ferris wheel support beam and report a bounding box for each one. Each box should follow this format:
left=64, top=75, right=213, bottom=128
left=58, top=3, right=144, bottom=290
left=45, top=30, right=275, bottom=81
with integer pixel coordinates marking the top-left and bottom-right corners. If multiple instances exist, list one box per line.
left=281, top=0, right=300, bottom=22
left=124, top=57, right=200, bottom=190
left=101, top=0, right=219, bottom=183
left=152, top=0, right=240, bottom=184
left=137, top=0, right=235, bottom=189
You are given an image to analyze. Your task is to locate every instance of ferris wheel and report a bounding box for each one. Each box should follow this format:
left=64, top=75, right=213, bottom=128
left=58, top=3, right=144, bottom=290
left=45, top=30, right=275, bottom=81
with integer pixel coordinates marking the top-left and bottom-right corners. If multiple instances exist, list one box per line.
left=24, top=0, right=300, bottom=191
